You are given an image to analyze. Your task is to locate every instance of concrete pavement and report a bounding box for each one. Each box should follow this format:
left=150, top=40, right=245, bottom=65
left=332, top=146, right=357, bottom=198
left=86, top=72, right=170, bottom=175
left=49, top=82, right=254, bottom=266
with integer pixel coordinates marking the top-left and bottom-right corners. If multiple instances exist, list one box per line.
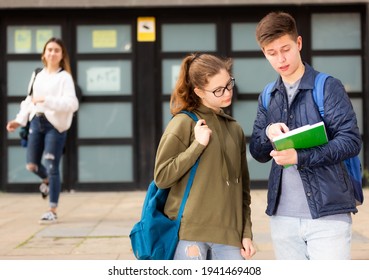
left=0, top=189, right=368, bottom=260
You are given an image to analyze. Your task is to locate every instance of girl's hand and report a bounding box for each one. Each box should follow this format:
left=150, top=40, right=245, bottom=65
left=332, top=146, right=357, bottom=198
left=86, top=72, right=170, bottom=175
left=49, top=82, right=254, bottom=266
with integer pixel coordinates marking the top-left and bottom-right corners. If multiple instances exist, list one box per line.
left=32, top=96, right=45, bottom=105
left=194, top=119, right=212, bottom=146
left=241, top=238, right=256, bottom=259
left=6, top=120, right=20, bottom=132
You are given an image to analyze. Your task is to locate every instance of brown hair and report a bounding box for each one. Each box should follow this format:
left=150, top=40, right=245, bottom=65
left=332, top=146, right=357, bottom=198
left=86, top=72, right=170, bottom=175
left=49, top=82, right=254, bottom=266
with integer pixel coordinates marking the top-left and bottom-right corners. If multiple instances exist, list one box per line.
left=41, top=37, right=72, bottom=75
left=255, top=11, right=299, bottom=48
left=170, top=53, right=232, bottom=115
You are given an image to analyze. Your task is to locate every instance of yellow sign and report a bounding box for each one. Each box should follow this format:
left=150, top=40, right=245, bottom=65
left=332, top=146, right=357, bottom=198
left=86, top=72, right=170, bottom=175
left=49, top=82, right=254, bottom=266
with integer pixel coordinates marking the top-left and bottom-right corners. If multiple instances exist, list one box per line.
left=137, top=17, right=156, bottom=42
left=14, top=30, right=32, bottom=53
left=36, top=30, right=53, bottom=52
left=92, top=30, right=117, bottom=48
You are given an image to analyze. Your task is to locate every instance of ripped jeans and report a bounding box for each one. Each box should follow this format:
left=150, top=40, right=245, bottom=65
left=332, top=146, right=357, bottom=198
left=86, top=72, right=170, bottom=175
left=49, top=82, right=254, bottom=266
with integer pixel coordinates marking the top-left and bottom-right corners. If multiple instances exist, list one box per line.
left=173, top=240, right=244, bottom=260
left=27, top=115, right=67, bottom=208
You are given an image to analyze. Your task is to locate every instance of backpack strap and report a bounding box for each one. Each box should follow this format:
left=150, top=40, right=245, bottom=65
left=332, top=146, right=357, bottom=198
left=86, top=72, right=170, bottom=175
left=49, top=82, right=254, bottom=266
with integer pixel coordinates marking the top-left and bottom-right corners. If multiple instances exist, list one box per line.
left=312, top=72, right=330, bottom=117
left=261, top=81, right=276, bottom=110
left=176, top=110, right=199, bottom=221
left=28, top=67, right=43, bottom=96
left=179, top=110, right=199, bottom=122
left=262, top=73, right=330, bottom=114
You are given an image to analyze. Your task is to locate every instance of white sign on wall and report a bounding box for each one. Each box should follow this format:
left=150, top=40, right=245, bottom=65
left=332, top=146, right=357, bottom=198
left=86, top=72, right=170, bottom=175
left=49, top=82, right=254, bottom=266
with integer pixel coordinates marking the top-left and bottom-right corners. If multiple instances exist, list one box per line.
left=87, top=67, right=121, bottom=92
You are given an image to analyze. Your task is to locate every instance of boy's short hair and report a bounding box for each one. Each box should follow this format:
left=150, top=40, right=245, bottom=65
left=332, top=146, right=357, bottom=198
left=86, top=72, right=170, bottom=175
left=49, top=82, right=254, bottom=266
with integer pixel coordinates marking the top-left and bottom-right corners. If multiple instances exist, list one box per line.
left=255, top=11, right=299, bottom=48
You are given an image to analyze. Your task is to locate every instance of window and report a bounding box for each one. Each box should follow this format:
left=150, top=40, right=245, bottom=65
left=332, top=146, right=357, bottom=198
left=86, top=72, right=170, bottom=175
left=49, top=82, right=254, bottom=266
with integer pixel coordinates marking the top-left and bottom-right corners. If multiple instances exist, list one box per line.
left=162, top=23, right=216, bottom=52
left=76, top=23, right=135, bottom=184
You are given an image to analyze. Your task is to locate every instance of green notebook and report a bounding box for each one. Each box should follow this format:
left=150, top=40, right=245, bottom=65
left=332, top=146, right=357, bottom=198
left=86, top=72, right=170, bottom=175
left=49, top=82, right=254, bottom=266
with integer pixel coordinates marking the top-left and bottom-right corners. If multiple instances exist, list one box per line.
left=272, top=121, right=328, bottom=151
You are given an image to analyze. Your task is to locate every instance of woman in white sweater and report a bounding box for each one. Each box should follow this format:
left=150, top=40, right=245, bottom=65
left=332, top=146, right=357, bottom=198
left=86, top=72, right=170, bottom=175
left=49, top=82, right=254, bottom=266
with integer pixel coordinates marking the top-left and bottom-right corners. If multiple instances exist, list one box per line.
left=6, top=37, right=79, bottom=224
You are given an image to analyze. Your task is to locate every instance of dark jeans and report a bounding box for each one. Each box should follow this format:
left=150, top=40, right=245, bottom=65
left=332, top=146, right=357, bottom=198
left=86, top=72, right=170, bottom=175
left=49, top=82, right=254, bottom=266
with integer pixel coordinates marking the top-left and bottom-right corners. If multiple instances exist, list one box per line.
left=27, top=115, right=67, bottom=208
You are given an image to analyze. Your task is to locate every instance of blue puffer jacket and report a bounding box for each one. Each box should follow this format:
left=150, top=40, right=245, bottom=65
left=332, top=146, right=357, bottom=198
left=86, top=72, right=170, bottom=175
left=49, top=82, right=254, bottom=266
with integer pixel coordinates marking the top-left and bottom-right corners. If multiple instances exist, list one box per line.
left=249, top=63, right=361, bottom=218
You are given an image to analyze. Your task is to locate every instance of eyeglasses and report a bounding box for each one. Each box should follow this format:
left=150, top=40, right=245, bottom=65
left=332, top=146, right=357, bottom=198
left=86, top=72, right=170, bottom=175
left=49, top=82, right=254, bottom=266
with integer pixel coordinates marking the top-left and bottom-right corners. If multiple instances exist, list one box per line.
left=202, top=77, right=235, bottom=97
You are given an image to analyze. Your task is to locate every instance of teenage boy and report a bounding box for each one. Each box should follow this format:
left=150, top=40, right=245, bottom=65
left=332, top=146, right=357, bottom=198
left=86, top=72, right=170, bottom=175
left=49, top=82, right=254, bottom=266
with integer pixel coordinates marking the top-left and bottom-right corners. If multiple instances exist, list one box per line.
left=249, top=11, right=361, bottom=260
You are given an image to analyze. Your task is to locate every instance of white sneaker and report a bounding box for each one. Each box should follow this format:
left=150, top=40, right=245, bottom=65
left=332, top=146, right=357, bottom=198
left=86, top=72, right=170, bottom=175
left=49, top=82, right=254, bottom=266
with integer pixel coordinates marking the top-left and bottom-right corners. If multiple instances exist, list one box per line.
left=39, top=211, right=57, bottom=224
left=39, top=183, right=49, bottom=199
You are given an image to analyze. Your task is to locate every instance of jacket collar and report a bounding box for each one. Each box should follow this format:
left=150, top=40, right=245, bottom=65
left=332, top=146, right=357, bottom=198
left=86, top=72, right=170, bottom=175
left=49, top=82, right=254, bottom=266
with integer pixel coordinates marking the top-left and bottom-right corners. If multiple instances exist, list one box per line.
left=196, top=103, right=236, bottom=122
left=274, top=62, right=317, bottom=92
left=297, top=63, right=318, bottom=91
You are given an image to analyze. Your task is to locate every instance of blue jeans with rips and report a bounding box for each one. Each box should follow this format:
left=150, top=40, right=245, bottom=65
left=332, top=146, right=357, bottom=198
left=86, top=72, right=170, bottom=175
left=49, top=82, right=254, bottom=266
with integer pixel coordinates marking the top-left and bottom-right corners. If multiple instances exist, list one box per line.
left=270, top=215, right=352, bottom=260
left=27, top=115, right=67, bottom=209
left=173, top=240, right=244, bottom=260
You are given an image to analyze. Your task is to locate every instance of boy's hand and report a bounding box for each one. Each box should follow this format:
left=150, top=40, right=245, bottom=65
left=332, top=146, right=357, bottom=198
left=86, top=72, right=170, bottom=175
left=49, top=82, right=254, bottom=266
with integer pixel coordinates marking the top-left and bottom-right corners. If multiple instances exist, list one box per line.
left=266, top=122, right=289, bottom=140
left=270, top=148, right=298, bottom=166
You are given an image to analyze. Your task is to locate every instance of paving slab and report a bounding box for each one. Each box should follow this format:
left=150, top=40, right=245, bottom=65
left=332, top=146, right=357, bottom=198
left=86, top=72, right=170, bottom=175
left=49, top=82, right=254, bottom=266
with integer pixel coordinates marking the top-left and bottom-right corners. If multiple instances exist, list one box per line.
left=0, top=189, right=368, bottom=260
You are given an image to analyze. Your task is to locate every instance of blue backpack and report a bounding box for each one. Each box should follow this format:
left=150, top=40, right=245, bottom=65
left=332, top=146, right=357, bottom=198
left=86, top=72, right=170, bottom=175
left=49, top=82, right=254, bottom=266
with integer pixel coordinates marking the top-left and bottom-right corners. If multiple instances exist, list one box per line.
left=129, top=110, right=200, bottom=259
left=262, top=73, right=364, bottom=206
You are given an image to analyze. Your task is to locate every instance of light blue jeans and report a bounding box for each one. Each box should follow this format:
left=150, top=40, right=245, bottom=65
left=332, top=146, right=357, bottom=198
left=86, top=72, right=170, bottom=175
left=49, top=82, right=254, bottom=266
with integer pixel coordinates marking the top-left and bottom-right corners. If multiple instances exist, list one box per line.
left=27, top=115, right=67, bottom=209
left=173, top=240, right=244, bottom=260
left=270, top=215, right=352, bottom=260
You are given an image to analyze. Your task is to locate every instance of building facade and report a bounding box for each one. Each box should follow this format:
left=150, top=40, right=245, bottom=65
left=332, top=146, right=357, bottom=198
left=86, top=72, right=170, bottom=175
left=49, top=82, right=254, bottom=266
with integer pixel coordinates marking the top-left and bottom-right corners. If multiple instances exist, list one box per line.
left=0, top=1, right=368, bottom=192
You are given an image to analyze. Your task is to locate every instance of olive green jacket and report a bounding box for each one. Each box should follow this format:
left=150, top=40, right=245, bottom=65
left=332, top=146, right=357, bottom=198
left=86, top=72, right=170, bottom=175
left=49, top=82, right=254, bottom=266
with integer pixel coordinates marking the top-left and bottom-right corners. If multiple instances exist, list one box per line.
left=154, top=105, right=253, bottom=248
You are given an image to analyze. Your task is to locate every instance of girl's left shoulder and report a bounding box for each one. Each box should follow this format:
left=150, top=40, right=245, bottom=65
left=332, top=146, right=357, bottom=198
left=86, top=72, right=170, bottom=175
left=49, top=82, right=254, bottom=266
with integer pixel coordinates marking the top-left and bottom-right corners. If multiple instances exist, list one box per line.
left=58, top=70, right=74, bottom=81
